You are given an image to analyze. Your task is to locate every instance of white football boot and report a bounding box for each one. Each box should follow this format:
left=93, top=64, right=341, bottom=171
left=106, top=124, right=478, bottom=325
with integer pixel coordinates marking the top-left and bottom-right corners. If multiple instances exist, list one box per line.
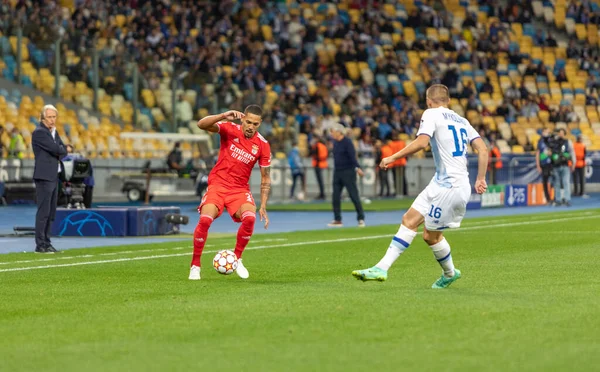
left=188, top=265, right=201, bottom=280
left=236, top=259, right=249, bottom=279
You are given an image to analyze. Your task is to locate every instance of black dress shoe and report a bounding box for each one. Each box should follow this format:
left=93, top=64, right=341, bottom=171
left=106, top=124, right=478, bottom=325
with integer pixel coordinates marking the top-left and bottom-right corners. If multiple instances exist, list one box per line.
left=45, top=244, right=60, bottom=253
left=35, top=246, right=49, bottom=254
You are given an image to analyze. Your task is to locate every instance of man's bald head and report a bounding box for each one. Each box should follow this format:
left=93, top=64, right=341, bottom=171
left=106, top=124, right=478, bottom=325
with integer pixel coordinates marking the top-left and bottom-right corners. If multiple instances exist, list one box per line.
left=426, top=84, right=450, bottom=108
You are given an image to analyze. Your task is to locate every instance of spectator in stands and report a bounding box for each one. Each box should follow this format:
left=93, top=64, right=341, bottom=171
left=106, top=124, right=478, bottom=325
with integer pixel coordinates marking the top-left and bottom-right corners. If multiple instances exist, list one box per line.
left=546, top=33, right=558, bottom=47
left=538, top=96, right=550, bottom=111
left=8, top=128, right=25, bottom=159
left=524, top=61, right=538, bottom=76
left=480, top=77, right=494, bottom=94
left=176, top=94, right=194, bottom=128
left=357, top=133, right=374, bottom=159
left=461, top=81, right=475, bottom=99
left=504, top=83, right=520, bottom=101
left=521, top=98, right=539, bottom=118
left=556, top=69, right=568, bottom=83
left=519, top=81, right=531, bottom=102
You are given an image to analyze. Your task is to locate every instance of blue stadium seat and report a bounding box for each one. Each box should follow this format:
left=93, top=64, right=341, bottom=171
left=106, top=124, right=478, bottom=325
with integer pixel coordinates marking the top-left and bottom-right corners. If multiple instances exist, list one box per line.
left=375, top=74, right=388, bottom=89
left=415, top=81, right=426, bottom=96
left=159, top=121, right=171, bottom=133
left=0, top=36, right=10, bottom=55
left=124, top=83, right=133, bottom=101
left=22, top=75, right=33, bottom=88
left=140, top=107, right=153, bottom=125
left=2, top=68, right=14, bottom=81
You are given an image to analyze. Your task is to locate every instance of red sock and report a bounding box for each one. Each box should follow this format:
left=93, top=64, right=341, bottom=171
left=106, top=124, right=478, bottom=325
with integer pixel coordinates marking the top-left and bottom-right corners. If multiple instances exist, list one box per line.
left=234, top=211, right=255, bottom=259
left=191, top=215, right=213, bottom=267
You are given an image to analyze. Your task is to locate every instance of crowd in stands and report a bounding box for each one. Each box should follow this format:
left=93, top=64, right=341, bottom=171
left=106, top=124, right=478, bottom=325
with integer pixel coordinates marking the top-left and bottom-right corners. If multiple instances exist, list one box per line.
left=1, top=0, right=600, bottom=161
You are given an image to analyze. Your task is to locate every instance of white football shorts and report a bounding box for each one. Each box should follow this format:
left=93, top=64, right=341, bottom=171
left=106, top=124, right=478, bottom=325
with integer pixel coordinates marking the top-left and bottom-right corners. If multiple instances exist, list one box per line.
left=411, top=181, right=471, bottom=231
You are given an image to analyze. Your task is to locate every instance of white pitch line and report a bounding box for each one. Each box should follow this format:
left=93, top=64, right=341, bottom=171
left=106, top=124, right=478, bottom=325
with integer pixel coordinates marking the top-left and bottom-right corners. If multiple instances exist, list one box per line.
left=0, top=239, right=288, bottom=266
left=1, top=213, right=598, bottom=273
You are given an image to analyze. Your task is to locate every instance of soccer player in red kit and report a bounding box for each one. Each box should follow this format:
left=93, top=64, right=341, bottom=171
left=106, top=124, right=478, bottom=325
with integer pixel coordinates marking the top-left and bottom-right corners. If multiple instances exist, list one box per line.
left=189, top=104, right=272, bottom=280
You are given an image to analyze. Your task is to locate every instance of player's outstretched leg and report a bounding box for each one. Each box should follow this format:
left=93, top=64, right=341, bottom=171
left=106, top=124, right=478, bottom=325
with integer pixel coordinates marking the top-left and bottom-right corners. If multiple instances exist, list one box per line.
left=234, top=209, right=256, bottom=279
left=189, top=212, right=215, bottom=280
left=352, top=209, right=421, bottom=282
left=423, top=229, right=461, bottom=289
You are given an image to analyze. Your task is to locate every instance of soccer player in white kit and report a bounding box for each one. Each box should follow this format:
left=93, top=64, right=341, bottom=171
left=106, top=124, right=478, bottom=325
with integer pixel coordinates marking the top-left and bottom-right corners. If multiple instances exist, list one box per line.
left=352, top=84, right=489, bottom=288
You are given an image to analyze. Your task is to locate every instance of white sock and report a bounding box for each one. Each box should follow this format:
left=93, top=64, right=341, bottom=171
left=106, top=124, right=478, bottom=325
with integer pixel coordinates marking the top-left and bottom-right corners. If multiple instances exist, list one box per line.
left=430, top=238, right=455, bottom=278
left=375, top=225, right=417, bottom=271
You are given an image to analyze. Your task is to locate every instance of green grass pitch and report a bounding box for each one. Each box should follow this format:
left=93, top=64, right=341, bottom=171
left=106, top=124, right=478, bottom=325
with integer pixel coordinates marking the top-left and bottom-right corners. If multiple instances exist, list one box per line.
left=266, top=198, right=415, bottom=211
left=1, top=210, right=599, bottom=371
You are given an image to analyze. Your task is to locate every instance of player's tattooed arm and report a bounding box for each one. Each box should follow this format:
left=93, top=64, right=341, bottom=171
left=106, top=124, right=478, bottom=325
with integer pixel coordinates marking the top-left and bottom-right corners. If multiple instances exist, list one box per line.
left=259, top=166, right=271, bottom=229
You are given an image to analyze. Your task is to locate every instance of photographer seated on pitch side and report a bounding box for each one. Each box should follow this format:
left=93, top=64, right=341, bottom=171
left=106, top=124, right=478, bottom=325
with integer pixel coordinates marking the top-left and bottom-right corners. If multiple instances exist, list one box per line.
left=166, top=142, right=185, bottom=176
left=548, top=128, right=576, bottom=206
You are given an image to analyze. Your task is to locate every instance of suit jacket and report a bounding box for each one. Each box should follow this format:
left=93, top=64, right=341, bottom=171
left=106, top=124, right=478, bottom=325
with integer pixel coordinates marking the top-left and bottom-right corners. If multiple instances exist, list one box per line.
left=32, top=124, right=67, bottom=181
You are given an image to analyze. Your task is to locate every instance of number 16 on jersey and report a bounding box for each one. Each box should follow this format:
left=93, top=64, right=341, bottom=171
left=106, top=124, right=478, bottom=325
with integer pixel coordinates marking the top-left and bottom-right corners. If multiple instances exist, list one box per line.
left=448, top=125, right=468, bottom=157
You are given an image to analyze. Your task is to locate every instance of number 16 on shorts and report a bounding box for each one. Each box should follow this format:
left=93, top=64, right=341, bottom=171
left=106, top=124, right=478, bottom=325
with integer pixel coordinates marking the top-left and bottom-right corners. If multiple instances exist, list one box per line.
left=428, top=205, right=442, bottom=219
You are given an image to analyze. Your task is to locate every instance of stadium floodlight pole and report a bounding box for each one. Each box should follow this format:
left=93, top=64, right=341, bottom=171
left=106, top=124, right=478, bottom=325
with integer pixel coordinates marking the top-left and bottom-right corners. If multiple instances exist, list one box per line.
left=54, top=38, right=60, bottom=98
left=92, top=43, right=99, bottom=111
left=171, top=71, right=177, bottom=132
left=16, top=26, right=22, bottom=84
left=132, top=62, right=139, bottom=129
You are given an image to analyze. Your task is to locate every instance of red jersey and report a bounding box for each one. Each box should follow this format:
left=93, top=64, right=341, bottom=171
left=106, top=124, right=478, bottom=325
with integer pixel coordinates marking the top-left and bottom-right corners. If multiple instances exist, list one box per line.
left=208, top=121, right=271, bottom=189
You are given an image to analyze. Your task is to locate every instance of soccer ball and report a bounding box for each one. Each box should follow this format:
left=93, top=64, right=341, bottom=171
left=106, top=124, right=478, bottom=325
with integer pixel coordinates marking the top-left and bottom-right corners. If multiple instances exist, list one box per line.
left=212, top=250, right=238, bottom=275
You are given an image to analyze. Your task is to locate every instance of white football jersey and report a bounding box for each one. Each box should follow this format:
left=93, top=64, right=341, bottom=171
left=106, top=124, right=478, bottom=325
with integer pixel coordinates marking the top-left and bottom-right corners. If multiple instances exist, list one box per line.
left=417, top=107, right=480, bottom=187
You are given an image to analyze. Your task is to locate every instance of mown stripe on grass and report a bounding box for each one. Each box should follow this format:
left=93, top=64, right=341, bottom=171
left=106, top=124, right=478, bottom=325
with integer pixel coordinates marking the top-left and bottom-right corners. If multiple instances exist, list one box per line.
left=1, top=213, right=598, bottom=273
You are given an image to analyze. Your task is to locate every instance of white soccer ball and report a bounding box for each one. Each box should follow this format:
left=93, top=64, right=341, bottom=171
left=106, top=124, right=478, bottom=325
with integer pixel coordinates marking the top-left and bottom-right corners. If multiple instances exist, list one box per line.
left=212, top=250, right=238, bottom=275
left=297, top=191, right=305, bottom=201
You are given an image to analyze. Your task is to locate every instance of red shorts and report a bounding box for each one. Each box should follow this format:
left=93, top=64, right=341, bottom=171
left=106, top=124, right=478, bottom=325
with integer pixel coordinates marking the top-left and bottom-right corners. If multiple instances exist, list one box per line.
left=199, top=185, right=255, bottom=222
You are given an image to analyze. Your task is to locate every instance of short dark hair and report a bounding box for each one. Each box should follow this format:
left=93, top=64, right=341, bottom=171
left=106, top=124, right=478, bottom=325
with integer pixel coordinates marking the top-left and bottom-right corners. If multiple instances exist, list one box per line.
left=244, top=104, right=263, bottom=117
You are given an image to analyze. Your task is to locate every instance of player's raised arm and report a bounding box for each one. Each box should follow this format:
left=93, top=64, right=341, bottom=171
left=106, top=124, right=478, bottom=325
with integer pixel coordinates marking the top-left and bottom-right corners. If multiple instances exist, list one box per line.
left=470, top=137, right=489, bottom=194
left=380, top=135, right=430, bottom=170
left=197, top=110, right=244, bottom=133
left=259, top=166, right=271, bottom=229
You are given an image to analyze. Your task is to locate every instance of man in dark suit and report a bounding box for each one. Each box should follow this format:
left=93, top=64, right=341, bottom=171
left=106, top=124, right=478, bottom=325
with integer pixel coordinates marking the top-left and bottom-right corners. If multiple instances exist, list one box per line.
left=32, top=104, right=66, bottom=253
left=327, top=124, right=366, bottom=228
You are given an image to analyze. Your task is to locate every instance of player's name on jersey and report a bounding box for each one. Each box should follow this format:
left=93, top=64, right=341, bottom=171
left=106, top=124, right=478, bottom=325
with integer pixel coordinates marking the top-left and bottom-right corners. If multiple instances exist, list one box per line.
left=229, top=144, right=256, bottom=164
left=442, top=112, right=465, bottom=124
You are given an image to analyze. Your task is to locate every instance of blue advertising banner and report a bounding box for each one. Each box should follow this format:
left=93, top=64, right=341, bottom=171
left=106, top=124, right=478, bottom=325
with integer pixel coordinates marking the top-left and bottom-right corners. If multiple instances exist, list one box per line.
left=52, top=208, right=128, bottom=237
left=467, top=151, right=600, bottom=186
left=505, top=185, right=528, bottom=207
left=52, top=207, right=182, bottom=237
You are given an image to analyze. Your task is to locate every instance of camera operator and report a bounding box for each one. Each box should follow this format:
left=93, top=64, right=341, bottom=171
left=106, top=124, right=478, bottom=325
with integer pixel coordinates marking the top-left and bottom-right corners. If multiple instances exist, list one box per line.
left=536, top=128, right=554, bottom=204
left=548, top=128, right=576, bottom=206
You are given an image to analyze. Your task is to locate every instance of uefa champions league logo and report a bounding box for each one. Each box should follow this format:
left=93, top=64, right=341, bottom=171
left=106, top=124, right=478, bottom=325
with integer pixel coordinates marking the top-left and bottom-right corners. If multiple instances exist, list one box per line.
left=142, top=210, right=158, bottom=235
left=58, top=211, right=115, bottom=237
